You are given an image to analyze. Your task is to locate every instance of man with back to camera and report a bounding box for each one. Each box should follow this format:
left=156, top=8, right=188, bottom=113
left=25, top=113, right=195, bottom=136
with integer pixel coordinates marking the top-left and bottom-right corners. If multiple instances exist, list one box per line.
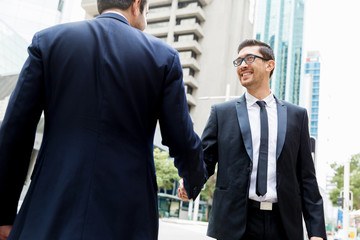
left=0, top=0, right=207, bottom=239
left=178, top=39, right=326, bottom=240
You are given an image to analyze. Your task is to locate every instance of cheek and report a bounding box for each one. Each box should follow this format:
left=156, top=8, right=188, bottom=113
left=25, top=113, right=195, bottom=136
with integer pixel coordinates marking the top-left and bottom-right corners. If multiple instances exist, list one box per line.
left=236, top=68, right=241, bottom=78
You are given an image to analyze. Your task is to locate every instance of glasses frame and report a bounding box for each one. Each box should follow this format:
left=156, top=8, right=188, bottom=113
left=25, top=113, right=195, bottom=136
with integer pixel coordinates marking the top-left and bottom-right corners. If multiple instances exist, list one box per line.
left=233, top=54, right=271, bottom=67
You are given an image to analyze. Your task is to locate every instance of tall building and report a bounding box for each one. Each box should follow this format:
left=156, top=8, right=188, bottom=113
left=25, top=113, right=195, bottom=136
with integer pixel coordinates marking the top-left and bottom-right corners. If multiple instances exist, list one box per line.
left=81, top=0, right=254, bottom=134
left=254, top=0, right=305, bottom=105
left=0, top=0, right=85, bottom=43
left=304, top=51, right=321, bottom=139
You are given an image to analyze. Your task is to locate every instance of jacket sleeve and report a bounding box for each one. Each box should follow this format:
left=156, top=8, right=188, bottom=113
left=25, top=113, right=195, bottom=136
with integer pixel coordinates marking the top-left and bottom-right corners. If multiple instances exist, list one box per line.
left=298, top=109, right=327, bottom=239
left=0, top=33, right=44, bottom=226
left=158, top=51, right=206, bottom=200
left=201, top=106, right=218, bottom=178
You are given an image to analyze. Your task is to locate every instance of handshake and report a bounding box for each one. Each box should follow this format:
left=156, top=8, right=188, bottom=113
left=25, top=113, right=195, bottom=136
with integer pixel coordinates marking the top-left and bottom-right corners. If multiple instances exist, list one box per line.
left=177, top=178, right=191, bottom=201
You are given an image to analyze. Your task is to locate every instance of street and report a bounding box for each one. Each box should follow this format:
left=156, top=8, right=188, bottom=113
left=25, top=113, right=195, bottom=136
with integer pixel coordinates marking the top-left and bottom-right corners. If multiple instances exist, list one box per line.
left=159, top=219, right=215, bottom=240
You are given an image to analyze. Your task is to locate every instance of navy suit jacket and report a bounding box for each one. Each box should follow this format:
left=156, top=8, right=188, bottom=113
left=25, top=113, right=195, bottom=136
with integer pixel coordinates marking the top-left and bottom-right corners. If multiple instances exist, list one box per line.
left=0, top=13, right=206, bottom=239
left=202, top=95, right=326, bottom=240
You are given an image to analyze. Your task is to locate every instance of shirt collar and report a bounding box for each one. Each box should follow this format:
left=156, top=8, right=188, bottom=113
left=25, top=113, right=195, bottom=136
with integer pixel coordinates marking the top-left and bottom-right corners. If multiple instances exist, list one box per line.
left=245, top=91, right=275, bottom=107
left=103, top=10, right=128, bottom=22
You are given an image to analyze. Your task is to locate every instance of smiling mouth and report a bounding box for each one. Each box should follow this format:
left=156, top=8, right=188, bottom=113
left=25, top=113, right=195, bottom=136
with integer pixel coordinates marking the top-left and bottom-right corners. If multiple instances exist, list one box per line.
left=241, top=72, right=253, bottom=78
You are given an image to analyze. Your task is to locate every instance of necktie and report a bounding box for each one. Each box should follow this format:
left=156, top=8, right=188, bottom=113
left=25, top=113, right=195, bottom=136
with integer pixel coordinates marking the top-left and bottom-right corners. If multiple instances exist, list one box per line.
left=256, top=100, right=268, bottom=196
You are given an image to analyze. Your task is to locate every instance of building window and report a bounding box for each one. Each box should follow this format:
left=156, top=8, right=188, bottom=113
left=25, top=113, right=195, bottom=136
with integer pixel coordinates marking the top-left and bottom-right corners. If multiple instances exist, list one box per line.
left=176, top=17, right=201, bottom=25
left=178, top=1, right=202, bottom=9
left=183, top=67, right=195, bottom=76
left=174, top=33, right=198, bottom=42
left=149, top=4, right=171, bottom=13
left=178, top=50, right=197, bottom=59
left=157, top=35, right=167, bottom=42
left=185, top=84, right=193, bottom=94
left=312, top=88, right=319, bottom=94
left=57, top=0, right=64, bottom=12
left=312, top=95, right=319, bottom=101
left=147, top=20, right=169, bottom=29
left=188, top=104, right=192, bottom=112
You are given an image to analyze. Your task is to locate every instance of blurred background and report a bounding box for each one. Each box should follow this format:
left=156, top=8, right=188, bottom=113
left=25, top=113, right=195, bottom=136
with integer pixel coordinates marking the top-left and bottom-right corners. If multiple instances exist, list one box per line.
left=1, top=0, right=360, bottom=239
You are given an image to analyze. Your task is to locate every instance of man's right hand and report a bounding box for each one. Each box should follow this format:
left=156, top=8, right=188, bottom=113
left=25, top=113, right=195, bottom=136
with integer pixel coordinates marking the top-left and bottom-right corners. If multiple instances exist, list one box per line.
left=178, top=178, right=191, bottom=201
left=0, top=225, right=12, bottom=240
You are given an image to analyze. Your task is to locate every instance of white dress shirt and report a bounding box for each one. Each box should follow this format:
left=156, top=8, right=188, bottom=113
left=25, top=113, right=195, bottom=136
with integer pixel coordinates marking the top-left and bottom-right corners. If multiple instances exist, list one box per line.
left=246, top=91, right=278, bottom=202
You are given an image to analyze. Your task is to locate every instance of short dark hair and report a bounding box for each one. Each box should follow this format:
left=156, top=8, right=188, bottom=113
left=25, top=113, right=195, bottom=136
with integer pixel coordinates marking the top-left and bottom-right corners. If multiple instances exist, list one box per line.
left=237, top=39, right=275, bottom=78
left=97, top=0, right=147, bottom=14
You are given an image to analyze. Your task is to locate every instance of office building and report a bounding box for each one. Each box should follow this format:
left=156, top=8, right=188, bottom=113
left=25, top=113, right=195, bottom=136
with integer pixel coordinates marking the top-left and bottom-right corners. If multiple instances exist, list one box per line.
left=0, top=0, right=85, bottom=43
left=254, top=0, right=305, bottom=105
left=304, top=51, right=321, bottom=139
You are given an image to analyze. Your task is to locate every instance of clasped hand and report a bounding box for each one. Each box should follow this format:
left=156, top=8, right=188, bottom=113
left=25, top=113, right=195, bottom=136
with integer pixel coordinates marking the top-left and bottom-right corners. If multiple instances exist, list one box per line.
left=177, top=178, right=192, bottom=201
left=0, top=225, right=12, bottom=240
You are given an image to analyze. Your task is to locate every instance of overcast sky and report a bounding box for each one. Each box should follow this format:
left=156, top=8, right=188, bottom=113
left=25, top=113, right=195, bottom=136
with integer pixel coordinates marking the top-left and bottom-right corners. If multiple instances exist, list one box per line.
left=304, top=0, right=360, bottom=188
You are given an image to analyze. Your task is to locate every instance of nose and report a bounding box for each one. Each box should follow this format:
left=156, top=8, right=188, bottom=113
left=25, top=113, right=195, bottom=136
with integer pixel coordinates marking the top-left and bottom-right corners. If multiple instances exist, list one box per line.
left=239, top=60, right=248, bottom=68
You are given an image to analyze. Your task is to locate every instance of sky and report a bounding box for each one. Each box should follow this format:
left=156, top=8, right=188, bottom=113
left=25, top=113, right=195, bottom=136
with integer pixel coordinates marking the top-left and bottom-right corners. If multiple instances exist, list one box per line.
left=304, top=0, right=360, bottom=188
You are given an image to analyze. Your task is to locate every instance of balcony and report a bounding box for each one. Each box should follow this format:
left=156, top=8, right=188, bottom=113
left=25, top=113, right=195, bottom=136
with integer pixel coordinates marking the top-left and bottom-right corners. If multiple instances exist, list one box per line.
left=183, top=75, right=198, bottom=89
left=178, top=0, right=211, bottom=6
left=176, top=6, right=205, bottom=22
left=174, top=23, right=204, bottom=38
left=186, top=93, right=196, bottom=106
left=81, top=0, right=97, bottom=17
left=180, top=57, right=200, bottom=72
left=147, top=11, right=171, bottom=23
left=149, top=0, right=173, bottom=7
left=144, top=27, right=169, bottom=37
left=173, top=40, right=202, bottom=55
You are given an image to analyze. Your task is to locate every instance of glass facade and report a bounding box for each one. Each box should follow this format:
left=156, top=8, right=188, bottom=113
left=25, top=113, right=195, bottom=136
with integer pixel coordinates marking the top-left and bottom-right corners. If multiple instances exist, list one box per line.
left=305, top=55, right=321, bottom=139
left=255, top=0, right=305, bottom=105
left=0, top=20, right=28, bottom=76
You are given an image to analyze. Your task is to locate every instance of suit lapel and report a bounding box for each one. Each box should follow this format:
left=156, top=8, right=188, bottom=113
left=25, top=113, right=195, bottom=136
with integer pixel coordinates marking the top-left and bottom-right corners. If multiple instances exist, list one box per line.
left=235, top=94, right=253, bottom=161
left=275, top=97, right=287, bottom=160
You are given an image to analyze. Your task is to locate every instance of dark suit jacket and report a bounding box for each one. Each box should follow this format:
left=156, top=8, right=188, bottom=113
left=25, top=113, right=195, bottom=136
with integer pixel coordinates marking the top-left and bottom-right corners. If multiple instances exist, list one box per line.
left=202, top=94, right=326, bottom=240
left=0, top=13, right=206, bottom=240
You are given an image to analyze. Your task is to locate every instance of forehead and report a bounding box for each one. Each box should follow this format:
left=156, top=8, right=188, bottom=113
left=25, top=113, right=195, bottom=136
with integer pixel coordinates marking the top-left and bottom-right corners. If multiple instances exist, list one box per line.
left=238, top=46, right=261, bottom=58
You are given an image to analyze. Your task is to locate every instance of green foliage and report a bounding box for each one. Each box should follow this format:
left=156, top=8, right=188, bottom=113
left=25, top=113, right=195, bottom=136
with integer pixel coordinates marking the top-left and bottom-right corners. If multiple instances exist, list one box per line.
left=153, top=148, right=180, bottom=191
left=200, top=174, right=216, bottom=201
left=330, top=153, right=360, bottom=209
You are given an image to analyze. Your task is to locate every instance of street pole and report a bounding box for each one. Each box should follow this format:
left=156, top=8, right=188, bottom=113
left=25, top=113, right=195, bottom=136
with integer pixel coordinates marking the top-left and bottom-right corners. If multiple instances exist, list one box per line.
left=193, top=196, right=199, bottom=221
left=343, top=160, right=350, bottom=240
left=187, top=200, right=193, bottom=220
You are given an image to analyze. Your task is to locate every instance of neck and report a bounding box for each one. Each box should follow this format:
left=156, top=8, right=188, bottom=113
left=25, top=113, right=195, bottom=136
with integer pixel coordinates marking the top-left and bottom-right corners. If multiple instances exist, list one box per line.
left=103, top=8, right=131, bottom=22
left=247, top=87, right=271, bottom=100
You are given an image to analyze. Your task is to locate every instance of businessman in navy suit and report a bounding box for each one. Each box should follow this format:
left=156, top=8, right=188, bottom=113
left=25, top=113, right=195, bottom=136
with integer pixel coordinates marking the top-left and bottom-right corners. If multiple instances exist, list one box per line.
left=0, top=0, right=206, bottom=239
left=179, top=39, right=326, bottom=240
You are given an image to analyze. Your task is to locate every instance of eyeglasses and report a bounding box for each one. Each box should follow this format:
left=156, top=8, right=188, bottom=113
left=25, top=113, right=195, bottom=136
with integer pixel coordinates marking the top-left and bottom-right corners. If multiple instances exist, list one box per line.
left=233, top=55, right=271, bottom=67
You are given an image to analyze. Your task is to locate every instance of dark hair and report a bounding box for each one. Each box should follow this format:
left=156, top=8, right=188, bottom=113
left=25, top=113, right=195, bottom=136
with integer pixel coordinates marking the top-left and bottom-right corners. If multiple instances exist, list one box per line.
left=237, top=39, right=275, bottom=78
left=97, top=0, right=147, bottom=14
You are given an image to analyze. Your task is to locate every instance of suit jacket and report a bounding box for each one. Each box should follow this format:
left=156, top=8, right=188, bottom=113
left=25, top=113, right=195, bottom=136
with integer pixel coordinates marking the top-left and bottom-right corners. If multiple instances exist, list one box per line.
left=0, top=13, right=206, bottom=240
left=202, top=94, right=326, bottom=240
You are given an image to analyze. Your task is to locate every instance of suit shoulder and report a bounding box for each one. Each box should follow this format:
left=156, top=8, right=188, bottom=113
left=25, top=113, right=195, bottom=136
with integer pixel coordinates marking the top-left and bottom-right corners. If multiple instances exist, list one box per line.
left=142, top=32, right=177, bottom=54
left=280, top=100, right=307, bottom=113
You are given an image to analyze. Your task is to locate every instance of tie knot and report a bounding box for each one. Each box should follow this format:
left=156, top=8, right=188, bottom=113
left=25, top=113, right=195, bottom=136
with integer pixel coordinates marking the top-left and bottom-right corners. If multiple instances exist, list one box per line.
left=256, top=100, right=266, bottom=108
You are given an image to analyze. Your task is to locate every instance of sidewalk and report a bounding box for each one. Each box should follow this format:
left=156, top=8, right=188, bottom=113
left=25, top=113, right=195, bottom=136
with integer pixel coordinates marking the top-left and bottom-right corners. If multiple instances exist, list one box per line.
left=159, top=218, right=215, bottom=240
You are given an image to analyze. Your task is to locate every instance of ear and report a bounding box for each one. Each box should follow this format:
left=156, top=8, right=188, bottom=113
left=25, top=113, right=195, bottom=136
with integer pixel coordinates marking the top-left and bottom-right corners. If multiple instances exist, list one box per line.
left=266, top=60, right=275, bottom=73
left=131, top=0, right=142, bottom=16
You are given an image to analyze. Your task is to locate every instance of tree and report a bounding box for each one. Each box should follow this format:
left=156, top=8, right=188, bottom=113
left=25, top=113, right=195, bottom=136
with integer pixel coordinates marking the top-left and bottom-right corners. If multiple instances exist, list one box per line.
left=200, top=174, right=216, bottom=201
left=330, top=153, right=360, bottom=209
left=153, top=148, right=180, bottom=191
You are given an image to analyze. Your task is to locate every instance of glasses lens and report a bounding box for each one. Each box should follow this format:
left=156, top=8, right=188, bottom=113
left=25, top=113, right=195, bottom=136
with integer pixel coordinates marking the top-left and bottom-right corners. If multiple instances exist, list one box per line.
left=245, top=55, right=255, bottom=63
left=234, top=58, right=241, bottom=67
